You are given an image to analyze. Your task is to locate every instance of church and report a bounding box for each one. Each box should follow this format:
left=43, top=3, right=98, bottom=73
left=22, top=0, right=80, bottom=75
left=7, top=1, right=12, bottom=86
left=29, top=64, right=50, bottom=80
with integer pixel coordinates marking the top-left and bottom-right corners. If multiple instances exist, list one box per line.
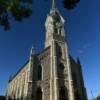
left=6, top=0, right=87, bottom=100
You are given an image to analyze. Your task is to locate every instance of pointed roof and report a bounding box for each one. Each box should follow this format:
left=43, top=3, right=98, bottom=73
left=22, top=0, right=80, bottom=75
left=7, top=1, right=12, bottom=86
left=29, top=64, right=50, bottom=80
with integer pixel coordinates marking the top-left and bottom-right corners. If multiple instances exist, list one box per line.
left=30, top=45, right=35, bottom=56
left=77, top=57, right=81, bottom=65
left=49, top=0, right=65, bottom=23
left=52, top=0, right=56, bottom=10
left=50, top=0, right=58, bottom=15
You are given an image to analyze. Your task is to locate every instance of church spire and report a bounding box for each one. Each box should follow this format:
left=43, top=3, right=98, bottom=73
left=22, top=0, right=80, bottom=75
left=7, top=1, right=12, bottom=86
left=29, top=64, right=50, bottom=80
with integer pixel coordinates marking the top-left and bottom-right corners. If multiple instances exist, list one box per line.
left=52, top=0, right=56, bottom=10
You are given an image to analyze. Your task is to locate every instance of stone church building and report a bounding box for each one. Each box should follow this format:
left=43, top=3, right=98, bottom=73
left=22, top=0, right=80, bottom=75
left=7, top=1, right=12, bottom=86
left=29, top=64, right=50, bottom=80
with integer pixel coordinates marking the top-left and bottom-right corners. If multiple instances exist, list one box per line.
left=6, top=1, right=87, bottom=100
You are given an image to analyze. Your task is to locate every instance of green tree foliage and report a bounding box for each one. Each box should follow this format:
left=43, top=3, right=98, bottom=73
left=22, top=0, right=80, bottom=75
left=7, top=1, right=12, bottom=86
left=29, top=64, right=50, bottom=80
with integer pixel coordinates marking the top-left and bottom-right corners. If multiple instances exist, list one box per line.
left=63, top=0, right=80, bottom=9
left=0, top=0, right=80, bottom=31
left=96, top=95, right=100, bottom=100
left=0, top=0, right=32, bottom=30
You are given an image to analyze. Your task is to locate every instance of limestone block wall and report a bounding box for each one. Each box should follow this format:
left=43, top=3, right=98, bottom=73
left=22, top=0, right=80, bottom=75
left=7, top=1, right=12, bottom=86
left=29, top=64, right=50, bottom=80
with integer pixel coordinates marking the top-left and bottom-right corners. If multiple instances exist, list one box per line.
left=7, top=62, right=30, bottom=100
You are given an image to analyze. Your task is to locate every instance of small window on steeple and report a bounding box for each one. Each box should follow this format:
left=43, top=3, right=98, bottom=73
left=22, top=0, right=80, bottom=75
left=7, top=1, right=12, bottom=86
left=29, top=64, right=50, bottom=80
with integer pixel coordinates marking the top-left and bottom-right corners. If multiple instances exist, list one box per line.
left=56, top=43, right=62, bottom=58
left=38, top=65, right=42, bottom=80
left=58, top=47, right=62, bottom=58
left=58, top=63, right=65, bottom=78
left=59, top=87, right=68, bottom=100
left=59, top=63, right=64, bottom=71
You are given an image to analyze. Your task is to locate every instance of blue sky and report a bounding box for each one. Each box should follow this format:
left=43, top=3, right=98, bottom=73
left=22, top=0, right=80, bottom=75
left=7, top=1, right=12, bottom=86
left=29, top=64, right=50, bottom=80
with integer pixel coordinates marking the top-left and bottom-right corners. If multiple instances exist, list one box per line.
left=0, top=0, right=100, bottom=99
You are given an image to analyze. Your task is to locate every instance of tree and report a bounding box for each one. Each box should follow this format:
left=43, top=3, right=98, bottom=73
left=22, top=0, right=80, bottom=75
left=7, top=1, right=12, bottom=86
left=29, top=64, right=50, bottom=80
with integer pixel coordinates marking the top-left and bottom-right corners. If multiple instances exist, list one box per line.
left=96, top=95, right=100, bottom=100
left=0, top=0, right=32, bottom=30
left=63, top=0, right=80, bottom=9
left=0, top=0, right=80, bottom=31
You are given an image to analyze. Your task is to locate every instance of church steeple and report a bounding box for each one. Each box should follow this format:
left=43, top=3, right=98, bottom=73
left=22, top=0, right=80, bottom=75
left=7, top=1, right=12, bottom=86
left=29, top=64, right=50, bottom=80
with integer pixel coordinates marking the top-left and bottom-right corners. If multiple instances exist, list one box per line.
left=44, top=1, right=75, bottom=100
left=52, top=0, right=56, bottom=10
left=45, top=1, right=65, bottom=48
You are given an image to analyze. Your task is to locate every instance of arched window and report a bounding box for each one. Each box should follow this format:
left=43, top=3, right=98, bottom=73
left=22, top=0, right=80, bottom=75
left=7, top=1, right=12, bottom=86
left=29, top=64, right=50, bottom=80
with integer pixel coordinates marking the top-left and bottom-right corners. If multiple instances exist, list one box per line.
left=36, top=87, right=42, bottom=100
left=59, top=87, right=68, bottom=100
left=58, top=45, right=62, bottom=58
left=59, top=63, right=64, bottom=70
left=38, top=65, right=42, bottom=80
left=58, top=63, right=64, bottom=78
left=56, top=43, right=62, bottom=58
left=58, top=47, right=62, bottom=58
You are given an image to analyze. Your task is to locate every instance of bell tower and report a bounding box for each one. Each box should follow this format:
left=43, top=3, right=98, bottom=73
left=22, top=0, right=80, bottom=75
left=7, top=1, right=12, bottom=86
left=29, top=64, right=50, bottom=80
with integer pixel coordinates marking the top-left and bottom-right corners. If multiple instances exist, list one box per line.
left=45, top=5, right=65, bottom=48
left=45, top=0, right=75, bottom=100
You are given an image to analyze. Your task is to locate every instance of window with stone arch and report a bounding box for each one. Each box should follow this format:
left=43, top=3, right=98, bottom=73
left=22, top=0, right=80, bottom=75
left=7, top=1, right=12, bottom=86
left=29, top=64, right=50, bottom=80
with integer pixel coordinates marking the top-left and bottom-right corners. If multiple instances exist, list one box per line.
left=58, top=63, right=65, bottom=78
left=38, top=65, right=42, bottom=80
left=59, top=63, right=64, bottom=70
left=56, top=43, right=62, bottom=58
left=59, top=87, right=68, bottom=100
left=36, top=87, right=42, bottom=100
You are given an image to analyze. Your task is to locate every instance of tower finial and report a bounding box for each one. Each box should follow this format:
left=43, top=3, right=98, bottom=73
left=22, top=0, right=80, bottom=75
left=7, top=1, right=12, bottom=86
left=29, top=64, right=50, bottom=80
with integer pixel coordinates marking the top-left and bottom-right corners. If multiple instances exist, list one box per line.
left=77, top=57, right=81, bottom=65
left=52, top=0, right=56, bottom=10
left=30, top=45, right=35, bottom=56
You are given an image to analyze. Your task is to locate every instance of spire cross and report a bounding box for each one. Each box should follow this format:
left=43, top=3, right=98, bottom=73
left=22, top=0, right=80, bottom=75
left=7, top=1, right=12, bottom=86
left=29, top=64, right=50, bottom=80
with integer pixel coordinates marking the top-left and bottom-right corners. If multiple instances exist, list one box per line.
left=52, top=0, right=56, bottom=10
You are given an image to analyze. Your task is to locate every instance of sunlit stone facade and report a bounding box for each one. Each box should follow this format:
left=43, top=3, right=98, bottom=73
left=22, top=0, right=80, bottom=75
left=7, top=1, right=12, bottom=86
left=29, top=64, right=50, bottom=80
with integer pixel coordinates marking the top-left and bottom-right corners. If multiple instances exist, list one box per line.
left=6, top=3, right=87, bottom=100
